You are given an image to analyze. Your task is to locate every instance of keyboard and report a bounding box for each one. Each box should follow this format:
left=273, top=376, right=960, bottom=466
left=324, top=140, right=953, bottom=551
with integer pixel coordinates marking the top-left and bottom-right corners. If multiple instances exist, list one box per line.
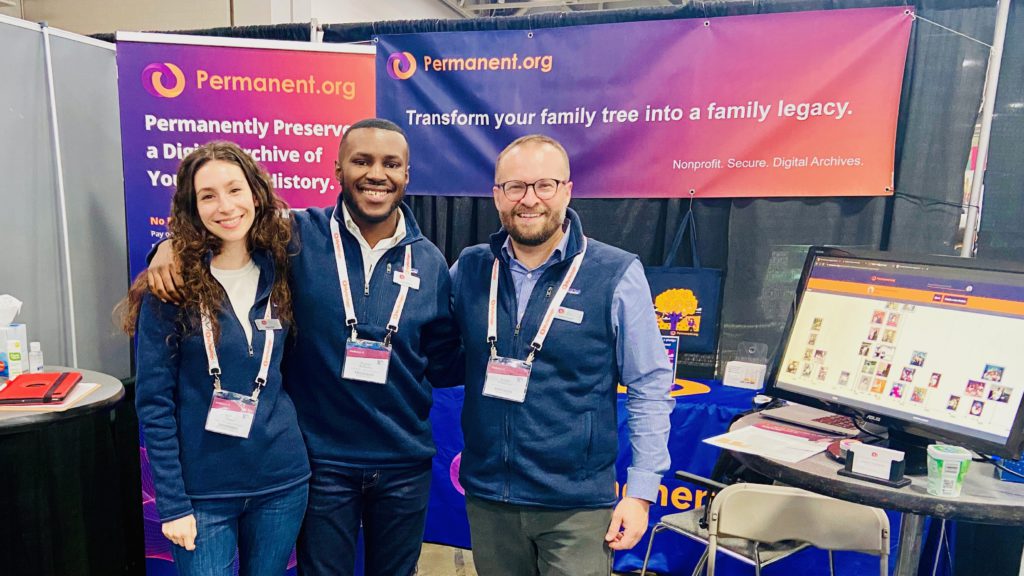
left=811, top=414, right=858, bottom=430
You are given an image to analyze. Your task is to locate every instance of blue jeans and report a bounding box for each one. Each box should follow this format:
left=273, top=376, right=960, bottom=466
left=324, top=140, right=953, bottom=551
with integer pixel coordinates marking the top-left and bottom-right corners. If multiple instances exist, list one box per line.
left=297, top=461, right=432, bottom=576
left=170, top=481, right=308, bottom=576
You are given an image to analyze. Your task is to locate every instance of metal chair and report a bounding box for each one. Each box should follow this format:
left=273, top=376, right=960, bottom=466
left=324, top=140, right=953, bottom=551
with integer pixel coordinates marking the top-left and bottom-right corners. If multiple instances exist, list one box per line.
left=640, top=475, right=890, bottom=576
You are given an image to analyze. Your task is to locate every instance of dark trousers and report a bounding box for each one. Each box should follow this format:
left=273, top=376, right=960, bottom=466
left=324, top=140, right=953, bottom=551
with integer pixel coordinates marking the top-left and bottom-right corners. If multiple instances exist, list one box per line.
left=466, top=494, right=614, bottom=576
left=296, top=461, right=432, bottom=576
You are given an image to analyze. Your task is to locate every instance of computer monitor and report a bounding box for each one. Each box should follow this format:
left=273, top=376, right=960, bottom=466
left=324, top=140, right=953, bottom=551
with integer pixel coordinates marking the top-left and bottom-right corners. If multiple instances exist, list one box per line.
left=765, top=246, right=1024, bottom=461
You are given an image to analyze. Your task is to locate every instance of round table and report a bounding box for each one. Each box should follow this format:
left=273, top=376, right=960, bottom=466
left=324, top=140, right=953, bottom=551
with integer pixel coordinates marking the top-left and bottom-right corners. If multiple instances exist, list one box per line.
left=0, top=367, right=124, bottom=434
left=729, top=413, right=1024, bottom=576
left=0, top=367, right=137, bottom=576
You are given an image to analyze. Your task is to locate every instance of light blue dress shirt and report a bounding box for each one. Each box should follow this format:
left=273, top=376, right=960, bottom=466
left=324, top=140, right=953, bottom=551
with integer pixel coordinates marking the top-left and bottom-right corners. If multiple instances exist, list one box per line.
left=451, top=229, right=674, bottom=503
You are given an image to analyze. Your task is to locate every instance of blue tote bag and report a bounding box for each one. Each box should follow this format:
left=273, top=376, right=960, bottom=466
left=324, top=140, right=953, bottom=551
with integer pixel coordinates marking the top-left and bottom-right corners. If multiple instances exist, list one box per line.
left=645, top=209, right=724, bottom=355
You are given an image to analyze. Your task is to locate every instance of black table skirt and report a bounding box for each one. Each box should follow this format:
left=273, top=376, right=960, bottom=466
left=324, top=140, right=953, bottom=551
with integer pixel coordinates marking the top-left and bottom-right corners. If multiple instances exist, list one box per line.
left=0, top=381, right=144, bottom=576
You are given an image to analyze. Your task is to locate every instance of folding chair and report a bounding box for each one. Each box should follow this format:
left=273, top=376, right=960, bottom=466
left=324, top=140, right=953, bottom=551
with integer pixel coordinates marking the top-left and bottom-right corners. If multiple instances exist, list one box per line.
left=640, top=476, right=890, bottom=576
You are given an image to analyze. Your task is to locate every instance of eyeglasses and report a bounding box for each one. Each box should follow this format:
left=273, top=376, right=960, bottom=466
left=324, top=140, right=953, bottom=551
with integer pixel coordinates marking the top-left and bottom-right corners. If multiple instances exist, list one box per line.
left=495, top=178, right=566, bottom=201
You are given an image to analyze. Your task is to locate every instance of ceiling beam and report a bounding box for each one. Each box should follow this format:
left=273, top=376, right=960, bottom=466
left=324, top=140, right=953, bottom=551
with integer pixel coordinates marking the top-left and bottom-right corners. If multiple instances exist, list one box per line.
left=435, top=0, right=476, bottom=18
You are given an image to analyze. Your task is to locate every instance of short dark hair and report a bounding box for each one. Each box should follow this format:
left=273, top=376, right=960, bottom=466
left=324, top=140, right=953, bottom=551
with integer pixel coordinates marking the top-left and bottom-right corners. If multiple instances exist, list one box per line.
left=341, top=118, right=407, bottom=145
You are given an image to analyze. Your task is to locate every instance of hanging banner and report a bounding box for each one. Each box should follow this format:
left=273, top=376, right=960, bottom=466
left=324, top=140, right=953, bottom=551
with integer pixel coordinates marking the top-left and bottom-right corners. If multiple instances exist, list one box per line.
left=115, top=34, right=374, bottom=576
left=376, top=7, right=912, bottom=198
left=117, top=33, right=375, bottom=279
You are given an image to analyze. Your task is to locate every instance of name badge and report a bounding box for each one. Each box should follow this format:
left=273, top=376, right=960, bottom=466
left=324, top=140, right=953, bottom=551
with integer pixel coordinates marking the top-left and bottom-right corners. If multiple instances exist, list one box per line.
left=205, top=389, right=257, bottom=438
left=554, top=306, right=584, bottom=324
left=255, top=318, right=283, bottom=331
left=342, top=338, right=391, bottom=384
left=482, top=356, right=532, bottom=403
left=393, top=269, right=421, bottom=290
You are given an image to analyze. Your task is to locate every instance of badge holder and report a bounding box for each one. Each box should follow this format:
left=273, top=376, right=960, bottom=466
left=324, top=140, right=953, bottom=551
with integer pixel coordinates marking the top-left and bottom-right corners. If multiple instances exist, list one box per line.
left=341, top=321, right=392, bottom=385
left=483, top=356, right=533, bottom=403
left=205, top=370, right=258, bottom=438
left=482, top=341, right=535, bottom=403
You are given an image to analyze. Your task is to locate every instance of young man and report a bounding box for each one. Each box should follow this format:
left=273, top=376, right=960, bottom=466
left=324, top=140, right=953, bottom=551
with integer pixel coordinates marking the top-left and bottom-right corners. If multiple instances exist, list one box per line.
left=147, top=119, right=463, bottom=575
left=449, top=134, right=674, bottom=575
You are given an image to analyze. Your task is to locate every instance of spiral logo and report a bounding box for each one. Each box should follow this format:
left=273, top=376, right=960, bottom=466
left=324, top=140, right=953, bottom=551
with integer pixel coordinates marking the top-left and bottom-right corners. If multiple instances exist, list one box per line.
left=386, top=52, right=417, bottom=80
left=449, top=452, right=464, bottom=495
left=142, top=62, right=186, bottom=98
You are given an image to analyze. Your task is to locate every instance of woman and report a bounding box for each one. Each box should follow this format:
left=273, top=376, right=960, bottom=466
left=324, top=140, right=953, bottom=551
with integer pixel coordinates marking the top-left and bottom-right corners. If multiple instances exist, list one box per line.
left=117, top=141, right=309, bottom=576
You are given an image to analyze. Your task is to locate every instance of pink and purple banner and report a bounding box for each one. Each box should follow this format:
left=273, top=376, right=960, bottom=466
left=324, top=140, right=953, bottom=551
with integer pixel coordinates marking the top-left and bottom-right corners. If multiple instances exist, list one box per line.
left=117, top=33, right=375, bottom=279
left=115, top=34, right=374, bottom=575
left=376, top=7, right=913, bottom=198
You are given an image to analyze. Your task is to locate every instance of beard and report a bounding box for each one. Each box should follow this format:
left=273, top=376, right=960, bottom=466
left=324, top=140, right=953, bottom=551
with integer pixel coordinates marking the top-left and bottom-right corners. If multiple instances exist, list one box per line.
left=499, top=207, right=564, bottom=246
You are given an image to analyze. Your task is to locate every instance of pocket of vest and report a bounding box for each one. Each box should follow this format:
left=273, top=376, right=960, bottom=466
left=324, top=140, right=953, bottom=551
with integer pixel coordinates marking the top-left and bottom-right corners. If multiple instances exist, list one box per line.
left=577, top=411, right=594, bottom=477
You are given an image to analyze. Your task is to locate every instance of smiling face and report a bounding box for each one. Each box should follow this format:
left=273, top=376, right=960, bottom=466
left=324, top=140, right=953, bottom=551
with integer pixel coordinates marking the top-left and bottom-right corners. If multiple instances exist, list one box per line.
left=335, top=127, right=409, bottom=228
left=194, top=159, right=257, bottom=249
left=493, top=140, right=572, bottom=247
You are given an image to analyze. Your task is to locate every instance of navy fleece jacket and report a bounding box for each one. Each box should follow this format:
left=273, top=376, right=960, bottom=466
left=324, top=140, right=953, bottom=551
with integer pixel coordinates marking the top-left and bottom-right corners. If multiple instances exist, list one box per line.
left=135, top=251, right=310, bottom=522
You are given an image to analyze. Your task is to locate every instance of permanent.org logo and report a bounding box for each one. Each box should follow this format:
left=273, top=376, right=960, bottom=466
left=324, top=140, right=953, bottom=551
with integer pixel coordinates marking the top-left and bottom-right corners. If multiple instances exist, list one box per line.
left=142, top=62, right=186, bottom=98
left=386, top=52, right=417, bottom=80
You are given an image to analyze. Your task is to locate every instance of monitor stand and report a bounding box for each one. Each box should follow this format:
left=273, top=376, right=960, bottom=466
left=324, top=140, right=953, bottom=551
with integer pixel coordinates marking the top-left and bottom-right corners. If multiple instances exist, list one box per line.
left=885, top=429, right=929, bottom=475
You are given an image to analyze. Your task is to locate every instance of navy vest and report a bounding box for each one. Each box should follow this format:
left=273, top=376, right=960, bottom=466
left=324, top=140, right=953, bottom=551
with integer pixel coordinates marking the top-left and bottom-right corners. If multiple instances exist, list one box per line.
left=453, top=210, right=636, bottom=508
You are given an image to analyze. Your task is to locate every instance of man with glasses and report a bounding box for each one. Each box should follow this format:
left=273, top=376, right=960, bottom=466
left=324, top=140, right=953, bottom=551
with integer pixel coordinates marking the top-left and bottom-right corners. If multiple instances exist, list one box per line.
left=450, top=134, right=674, bottom=575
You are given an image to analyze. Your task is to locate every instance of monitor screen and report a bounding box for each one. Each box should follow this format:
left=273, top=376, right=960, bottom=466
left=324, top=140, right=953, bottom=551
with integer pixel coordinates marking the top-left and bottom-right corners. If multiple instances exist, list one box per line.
left=767, top=247, right=1024, bottom=459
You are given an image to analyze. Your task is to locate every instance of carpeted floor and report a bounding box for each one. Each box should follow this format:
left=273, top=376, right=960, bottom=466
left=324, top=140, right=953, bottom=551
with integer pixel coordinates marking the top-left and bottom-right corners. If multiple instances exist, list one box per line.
left=416, top=543, right=643, bottom=575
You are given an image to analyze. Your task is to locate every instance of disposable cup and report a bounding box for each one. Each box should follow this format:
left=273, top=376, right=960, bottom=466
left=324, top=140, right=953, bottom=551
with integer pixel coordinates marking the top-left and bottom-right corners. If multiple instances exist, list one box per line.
left=926, top=444, right=971, bottom=497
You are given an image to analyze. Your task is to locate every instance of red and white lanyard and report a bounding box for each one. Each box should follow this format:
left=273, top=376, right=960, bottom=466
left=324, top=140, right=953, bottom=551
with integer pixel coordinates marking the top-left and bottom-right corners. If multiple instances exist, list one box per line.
left=487, top=237, right=587, bottom=364
left=330, top=212, right=411, bottom=346
left=201, top=301, right=275, bottom=400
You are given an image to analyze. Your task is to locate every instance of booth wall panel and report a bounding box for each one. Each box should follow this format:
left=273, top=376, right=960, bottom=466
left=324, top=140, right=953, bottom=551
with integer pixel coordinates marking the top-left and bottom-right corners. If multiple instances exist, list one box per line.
left=0, top=21, right=69, bottom=365
left=49, top=34, right=130, bottom=379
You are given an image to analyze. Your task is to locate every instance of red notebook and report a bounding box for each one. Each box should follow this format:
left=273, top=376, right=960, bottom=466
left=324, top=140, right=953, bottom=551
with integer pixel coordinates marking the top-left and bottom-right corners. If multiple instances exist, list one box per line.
left=0, top=372, right=82, bottom=404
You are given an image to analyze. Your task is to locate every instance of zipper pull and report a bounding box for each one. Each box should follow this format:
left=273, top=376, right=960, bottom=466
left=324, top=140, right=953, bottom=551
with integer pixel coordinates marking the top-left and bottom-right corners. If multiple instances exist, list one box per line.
left=365, top=264, right=373, bottom=296
left=387, top=262, right=392, bottom=275
left=248, top=344, right=254, bottom=357
left=545, top=286, right=553, bottom=299
left=514, top=323, right=521, bottom=338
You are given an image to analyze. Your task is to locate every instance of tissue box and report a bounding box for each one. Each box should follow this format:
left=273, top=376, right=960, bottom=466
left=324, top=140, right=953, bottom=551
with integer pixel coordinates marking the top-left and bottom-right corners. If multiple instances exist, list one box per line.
left=0, top=324, right=28, bottom=378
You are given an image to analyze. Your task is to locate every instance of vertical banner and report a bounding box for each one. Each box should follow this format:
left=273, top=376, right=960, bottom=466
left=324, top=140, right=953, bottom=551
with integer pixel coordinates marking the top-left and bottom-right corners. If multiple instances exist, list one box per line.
left=115, top=34, right=374, bottom=575
left=377, top=7, right=913, bottom=198
left=117, top=33, right=375, bottom=279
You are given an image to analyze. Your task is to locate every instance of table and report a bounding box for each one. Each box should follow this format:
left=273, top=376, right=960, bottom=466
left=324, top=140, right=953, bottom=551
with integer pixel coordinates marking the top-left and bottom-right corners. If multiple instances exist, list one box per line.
left=0, top=367, right=124, bottom=434
left=0, top=367, right=139, bottom=576
left=728, top=413, right=1024, bottom=576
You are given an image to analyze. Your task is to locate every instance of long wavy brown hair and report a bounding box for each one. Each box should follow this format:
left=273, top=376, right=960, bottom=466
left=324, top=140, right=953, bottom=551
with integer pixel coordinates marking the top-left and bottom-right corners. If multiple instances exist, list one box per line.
left=116, top=141, right=294, bottom=341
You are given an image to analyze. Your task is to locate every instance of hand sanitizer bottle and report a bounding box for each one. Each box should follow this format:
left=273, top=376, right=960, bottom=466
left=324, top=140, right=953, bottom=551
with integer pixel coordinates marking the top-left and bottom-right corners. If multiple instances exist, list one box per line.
left=6, top=340, right=23, bottom=379
left=28, top=342, right=44, bottom=373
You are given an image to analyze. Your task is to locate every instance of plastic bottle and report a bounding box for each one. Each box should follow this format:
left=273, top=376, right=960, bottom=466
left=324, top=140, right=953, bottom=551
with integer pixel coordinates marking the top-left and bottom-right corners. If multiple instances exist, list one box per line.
left=28, top=342, right=44, bottom=373
left=6, top=340, right=23, bottom=378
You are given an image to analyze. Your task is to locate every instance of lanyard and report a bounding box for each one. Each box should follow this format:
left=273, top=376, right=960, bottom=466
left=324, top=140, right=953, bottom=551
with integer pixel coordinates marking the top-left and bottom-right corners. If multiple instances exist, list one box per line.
left=201, top=301, right=275, bottom=401
left=487, top=237, right=587, bottom=364
left=330, top=211, right=412, bottom=346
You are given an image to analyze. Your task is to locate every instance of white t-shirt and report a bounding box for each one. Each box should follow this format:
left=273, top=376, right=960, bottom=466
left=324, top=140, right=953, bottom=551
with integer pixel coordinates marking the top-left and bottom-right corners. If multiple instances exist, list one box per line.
left=211, top=259, right=260, bottom=346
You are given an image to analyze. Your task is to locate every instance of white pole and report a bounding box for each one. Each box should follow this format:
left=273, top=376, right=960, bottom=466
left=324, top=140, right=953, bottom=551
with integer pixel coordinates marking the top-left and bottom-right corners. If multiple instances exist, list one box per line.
left=960, top=0, right=1011, bottom=257
left=41, top=23, right=79, bottom=368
